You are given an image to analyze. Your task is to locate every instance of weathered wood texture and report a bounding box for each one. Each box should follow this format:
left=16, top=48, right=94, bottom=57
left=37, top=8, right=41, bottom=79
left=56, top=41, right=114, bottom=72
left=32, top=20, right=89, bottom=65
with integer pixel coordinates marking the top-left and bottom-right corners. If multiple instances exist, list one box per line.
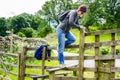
left=47, top=28, right=120, bottom=80
left=20, top=45, right=77, bottom=80
left=0, top=52, right=21, bottom=80
left=1, top=29, right=120, bottom=80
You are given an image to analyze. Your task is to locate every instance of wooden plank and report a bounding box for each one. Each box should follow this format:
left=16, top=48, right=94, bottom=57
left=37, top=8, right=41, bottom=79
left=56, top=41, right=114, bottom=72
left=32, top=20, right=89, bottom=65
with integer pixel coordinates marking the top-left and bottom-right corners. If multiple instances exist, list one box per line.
left=65, top=44, right=79, bottom=48
left=84, top=67, right=97, bottom=72
left=26, top=44, right=79, bottom=51
left=98, top=67, right=111, bottom=73
left=114, top=55, right=120, bottom=59
left=64, top=67, right=79, bottom=71
left=95, top=55, right=114, bottom=60
left=84, top=40, right=120, bottom=50
left=0, top=68, right=18, bottom=76
left=47, top=63, right=78, bottom=72
left=84, top=55, right=95, bottom=60
left=84, top=77, right=97, bottom=80
left=111, top=67, right=120, bottom=72
left=0, top=52, right=18, bottom=57
left=49, top=56, right=79, bottom=60
left=26, top=56, right=36, bottom=60
left=25, top=65, right=42, bottom=69
left=85, top=29, right=120, bottom=36
left=1, top=61, right=18, bottom=67
left=27, top=55, right=79, bottom=60
left=30, top=72, right=70, bottom=79
left=25, top=74, right=48, bottom=78
left=30, top=74, right=49, bottom=79
left=111, top=78, right=120, bottom=80
left=55, top=76, right=78, bottom=80
left=95, top=55, right=120, bottom=60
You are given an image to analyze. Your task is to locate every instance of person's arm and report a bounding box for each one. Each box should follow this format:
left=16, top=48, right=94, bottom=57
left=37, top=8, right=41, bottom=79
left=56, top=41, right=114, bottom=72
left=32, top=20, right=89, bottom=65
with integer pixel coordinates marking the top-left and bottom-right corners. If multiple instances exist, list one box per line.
left=69, top=11, right=80, bottom=29
left=69, top=11, right=86, bottom=32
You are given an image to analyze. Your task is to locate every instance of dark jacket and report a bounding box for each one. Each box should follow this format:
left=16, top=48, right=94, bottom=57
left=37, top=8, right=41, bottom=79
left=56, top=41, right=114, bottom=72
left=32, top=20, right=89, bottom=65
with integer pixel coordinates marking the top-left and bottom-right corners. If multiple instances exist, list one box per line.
left=59, top=10, right=80, bottom=32
left=34, top=44, right=51, bottom=60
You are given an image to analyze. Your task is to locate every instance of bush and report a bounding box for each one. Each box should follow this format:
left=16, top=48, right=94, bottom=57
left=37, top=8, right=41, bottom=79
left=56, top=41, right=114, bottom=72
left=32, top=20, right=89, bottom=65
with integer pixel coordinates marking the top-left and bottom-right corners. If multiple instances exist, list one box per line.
left=20, top=27, right=34, bottom=37
left=100, top=47, right=109, bottom=55
left=89, top=26, right=99, bottom=31
left=17, top=32, right=26, bottom=37
left=116, top=48, right=120, bottom=55
left=100, top=47, right=120, bottom=55
left=37, top=26, right=52, bottom=37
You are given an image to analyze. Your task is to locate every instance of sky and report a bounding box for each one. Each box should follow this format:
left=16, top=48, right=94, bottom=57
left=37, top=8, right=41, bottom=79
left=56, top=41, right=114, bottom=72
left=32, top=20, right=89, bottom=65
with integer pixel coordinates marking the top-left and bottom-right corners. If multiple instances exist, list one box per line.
left=0, top=0, right=50, bottom=18
left=0, top=0, right=77, bottom=18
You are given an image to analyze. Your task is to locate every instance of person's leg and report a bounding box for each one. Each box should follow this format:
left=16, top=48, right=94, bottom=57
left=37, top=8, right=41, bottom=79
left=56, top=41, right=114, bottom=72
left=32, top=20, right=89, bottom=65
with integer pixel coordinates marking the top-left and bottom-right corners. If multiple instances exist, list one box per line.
left=65, top=32, right=76, bottom=46
left=56, top=27, right=65, bottom=65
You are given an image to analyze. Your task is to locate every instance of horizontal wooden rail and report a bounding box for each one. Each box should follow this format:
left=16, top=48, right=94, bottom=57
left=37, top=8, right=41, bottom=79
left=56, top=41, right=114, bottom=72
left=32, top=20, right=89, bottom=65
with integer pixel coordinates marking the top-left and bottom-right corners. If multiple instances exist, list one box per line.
left=26, top=44, right=79, bottom=51
left=95, top=55, right=120, bottom=60
left=55, top=76, right=78, bottom=80
left=26, top=56, right=79, bottom=60
left=85, top=29, right=120, bottom=36
left=0, top=68, right=18, bottom=76
left=26, top=55, right=120, bottom=61
left=83, top=78, right=97, bottom=80
left=84, top=67, right=97, bottom=72
left=84, top=40, right=120, bottom=50
left=25, top=65, right=43, bottom=69
left=1, top=61, right=18, bottom=67
left=111, top=67, right=120, bottom=72
left=111, top=78, right=120, bottom=80
left=0, top=52, right=19, bottom=57
left=30, top=72, right=70, bottom=79
left=47, top=63, right=78, bottom=72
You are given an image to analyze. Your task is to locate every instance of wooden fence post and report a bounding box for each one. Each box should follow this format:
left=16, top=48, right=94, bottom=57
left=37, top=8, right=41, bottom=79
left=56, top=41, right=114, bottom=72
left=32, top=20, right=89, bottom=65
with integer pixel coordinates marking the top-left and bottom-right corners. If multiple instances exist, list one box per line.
left=49, top=72, right=55, bottom=80
left=18, top=53, right=21, bottom=80
left=78, top=30, right=85, bottom=80
left=21, top=46, right=27, bottom=80
left=95, top=35, right=100, bottom=79
left=110, top=33, right=115, bottom=79
left=41, top=47, right=46, bottom=80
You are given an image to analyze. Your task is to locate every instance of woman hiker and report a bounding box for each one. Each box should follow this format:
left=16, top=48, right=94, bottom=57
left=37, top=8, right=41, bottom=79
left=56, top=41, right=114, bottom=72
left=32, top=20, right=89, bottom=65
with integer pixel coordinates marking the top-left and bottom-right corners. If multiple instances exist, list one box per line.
left=56, top=5, right=87, bottom=67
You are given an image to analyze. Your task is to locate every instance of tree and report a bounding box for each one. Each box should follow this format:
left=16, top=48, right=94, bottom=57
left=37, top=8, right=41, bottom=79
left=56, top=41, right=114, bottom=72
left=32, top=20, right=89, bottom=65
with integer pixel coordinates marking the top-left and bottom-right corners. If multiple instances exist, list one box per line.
left=9, top=13, right=30, bottom=33
left=76, top=0, right=120, bottom=30
left=101, top=0, right=120, bottom=29
left=0, top=17, right=8, bottom=36
left=37, top=0, right=74, bottom=28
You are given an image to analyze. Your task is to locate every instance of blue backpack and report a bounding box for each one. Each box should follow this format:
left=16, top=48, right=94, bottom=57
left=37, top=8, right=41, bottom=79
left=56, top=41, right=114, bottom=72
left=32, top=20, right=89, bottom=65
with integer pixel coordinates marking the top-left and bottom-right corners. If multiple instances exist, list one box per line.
left=34, top=44, right=51, bottom=60
left=59, top=10, right=70, bottom=22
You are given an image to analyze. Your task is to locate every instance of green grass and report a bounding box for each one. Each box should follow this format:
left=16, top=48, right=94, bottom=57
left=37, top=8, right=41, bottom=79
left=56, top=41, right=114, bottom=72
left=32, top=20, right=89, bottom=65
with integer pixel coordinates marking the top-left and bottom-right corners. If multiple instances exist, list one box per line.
left=1, top=29, right=120, bottom=80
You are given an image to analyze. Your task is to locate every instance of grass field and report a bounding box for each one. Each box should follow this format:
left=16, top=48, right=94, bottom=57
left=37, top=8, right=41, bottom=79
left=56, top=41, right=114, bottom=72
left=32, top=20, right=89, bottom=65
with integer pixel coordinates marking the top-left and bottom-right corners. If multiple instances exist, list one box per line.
left=1, top=29, right=120, bottom=80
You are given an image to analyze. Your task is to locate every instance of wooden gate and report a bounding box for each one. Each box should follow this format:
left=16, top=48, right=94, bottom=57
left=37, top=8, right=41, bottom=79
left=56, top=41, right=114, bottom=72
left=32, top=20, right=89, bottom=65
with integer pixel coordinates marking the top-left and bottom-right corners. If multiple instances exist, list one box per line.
left=47, top=29, right=120, bottom=80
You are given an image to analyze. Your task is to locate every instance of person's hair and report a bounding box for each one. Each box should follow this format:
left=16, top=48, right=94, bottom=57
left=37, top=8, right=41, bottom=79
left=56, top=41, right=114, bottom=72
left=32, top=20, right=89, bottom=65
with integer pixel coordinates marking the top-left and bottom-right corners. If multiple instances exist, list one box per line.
left=77, top=5, right=87, bottom=12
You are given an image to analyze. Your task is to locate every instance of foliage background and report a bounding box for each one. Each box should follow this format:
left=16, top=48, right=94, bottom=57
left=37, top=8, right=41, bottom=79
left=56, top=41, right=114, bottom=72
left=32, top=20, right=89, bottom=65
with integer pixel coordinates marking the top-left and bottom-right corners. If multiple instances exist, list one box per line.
left=0, top=0, right=119, bottom=37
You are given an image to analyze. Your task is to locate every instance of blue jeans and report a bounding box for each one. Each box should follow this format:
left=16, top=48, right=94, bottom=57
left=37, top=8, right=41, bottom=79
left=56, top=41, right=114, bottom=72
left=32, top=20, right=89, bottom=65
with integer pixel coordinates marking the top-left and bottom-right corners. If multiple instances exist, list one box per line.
left=56, top=27, right=76, bottom=64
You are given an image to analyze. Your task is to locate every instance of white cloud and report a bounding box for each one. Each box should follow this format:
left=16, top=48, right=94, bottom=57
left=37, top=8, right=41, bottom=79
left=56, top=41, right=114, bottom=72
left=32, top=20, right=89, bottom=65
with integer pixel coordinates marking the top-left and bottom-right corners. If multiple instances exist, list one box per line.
left=0, top=0, right=49, bottom=18
left=0, top=0, right=77, bottom=18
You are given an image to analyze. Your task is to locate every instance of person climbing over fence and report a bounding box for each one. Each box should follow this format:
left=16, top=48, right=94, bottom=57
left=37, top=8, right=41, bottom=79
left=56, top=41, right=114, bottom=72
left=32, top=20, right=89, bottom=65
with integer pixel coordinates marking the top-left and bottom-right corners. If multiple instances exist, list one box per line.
left=56, top=4, right=87, bottom=68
